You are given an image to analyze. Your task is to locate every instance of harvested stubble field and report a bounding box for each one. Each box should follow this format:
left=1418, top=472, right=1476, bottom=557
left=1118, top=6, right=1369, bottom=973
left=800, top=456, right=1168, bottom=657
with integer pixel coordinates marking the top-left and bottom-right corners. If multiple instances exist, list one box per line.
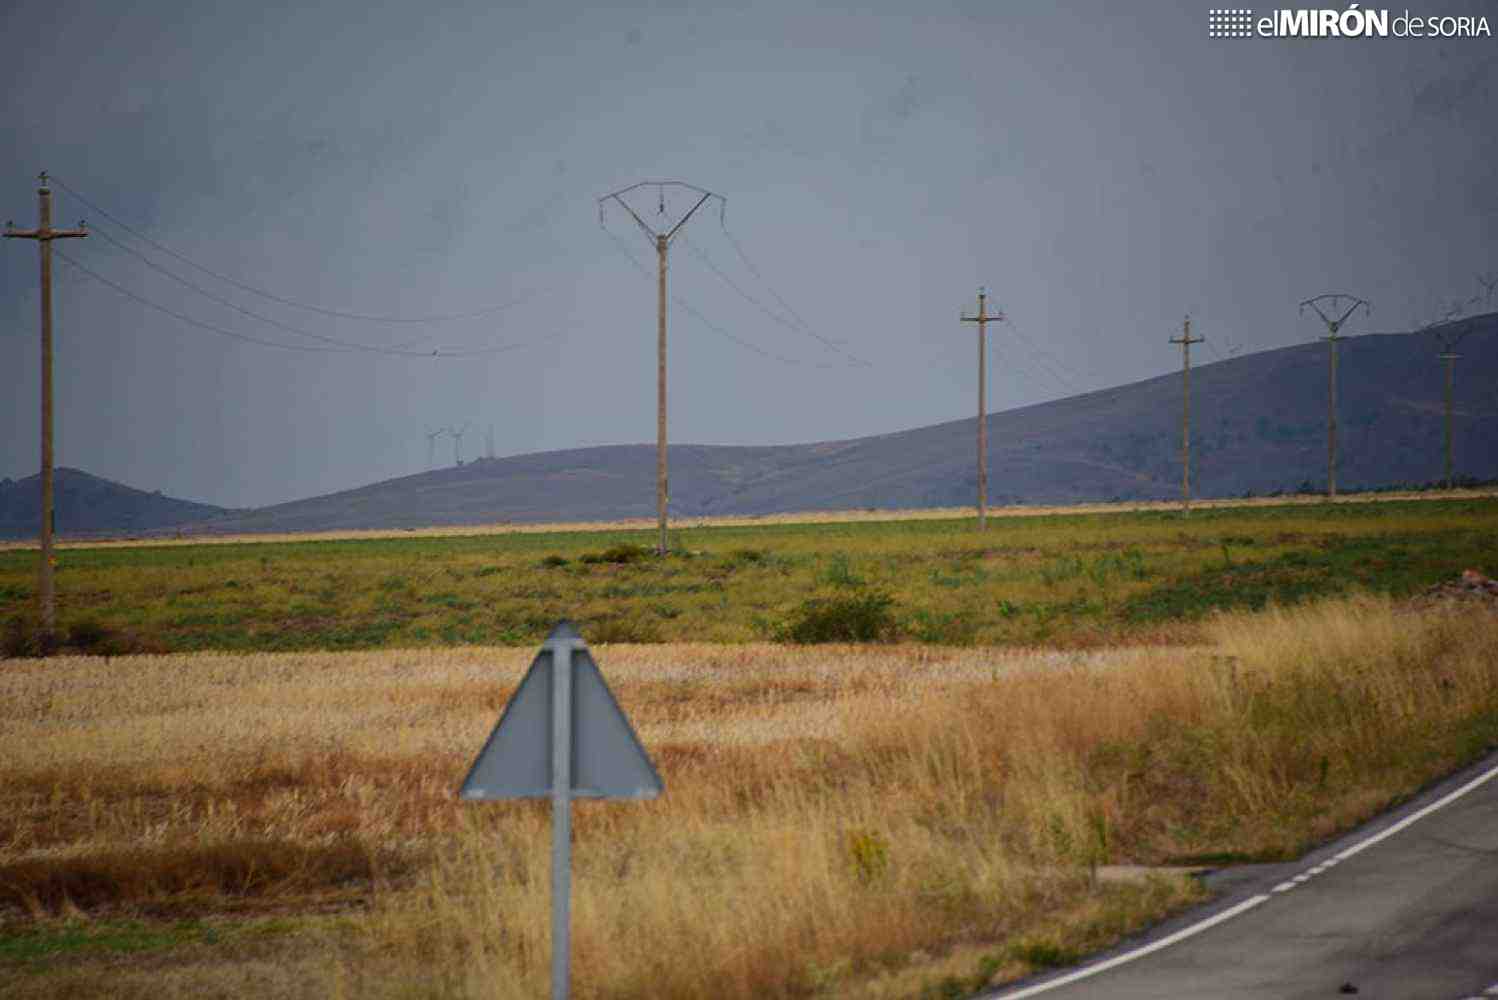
left=2, top=496, right=1497, bottom=655
left=2, top=594, right=1497, bottom=998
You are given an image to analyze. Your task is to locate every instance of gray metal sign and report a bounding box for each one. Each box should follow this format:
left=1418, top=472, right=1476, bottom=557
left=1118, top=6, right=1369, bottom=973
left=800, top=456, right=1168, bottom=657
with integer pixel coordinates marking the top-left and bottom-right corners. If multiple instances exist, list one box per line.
left=459, top=620, right=662, bottom=1000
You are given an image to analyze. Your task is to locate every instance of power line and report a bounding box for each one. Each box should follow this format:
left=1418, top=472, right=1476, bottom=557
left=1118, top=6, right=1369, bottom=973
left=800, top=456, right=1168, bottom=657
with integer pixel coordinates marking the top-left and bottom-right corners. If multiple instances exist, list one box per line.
left=56, top=248, right=538, bottom=358
left=671, top=289, right=823, bottom=367
left=83, top=224, right=511, bottom=357
left=680, top=234, right=801, bottom=333
left=600, top=210, right=821, bottom=367
left=1001, top=315, right=1084, bottom=396
left=682, top=230, right=872, bottom=367
left=49, top=175, right=551, bottom=325
left=718, top=224, right=815, bottom=334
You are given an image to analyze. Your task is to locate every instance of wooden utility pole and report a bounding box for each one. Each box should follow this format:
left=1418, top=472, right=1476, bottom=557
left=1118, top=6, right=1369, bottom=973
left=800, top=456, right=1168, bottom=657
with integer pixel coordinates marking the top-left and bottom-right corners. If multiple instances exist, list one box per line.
left=599, top=181, right=723, bottom=556
left=1170, top=315, right=1204, bottom=513
left=1299, top=295, right=1369, bottom=500
left=5, top=173, right=87, bottom=646
left=1325, top=332, right=1340, bottom=497
left=960, top=288, right=1003, bottom=529
left=657, top=234, right=668, bottom=556
left=1440, top=349, right=1459, bottom=488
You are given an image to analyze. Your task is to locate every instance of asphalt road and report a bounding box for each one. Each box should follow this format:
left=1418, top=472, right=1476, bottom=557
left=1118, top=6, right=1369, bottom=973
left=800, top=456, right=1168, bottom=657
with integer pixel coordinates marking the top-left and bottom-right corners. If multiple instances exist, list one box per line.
left=986, top=752, right=1498, bottom=1000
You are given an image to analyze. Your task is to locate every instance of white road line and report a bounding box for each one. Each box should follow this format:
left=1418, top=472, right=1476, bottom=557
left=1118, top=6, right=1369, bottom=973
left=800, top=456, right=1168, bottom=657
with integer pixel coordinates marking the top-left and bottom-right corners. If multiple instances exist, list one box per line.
left=1334, top=762, right=1498, bottom=864
left=988, top=756, right=1498, bottom=998
left=989, top=895, right=1270, bottom=998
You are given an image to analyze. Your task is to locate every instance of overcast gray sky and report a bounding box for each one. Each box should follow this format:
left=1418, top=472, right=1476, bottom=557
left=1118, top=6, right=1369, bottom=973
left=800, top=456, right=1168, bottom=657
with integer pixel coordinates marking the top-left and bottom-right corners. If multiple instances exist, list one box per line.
left=3, top=0, right=1495, bottom=508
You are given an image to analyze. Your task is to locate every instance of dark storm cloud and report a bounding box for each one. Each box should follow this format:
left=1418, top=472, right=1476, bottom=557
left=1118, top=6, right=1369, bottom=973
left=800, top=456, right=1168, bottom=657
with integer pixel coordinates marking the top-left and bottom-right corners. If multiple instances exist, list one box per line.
left=2, top=0, right=1494, bottom=507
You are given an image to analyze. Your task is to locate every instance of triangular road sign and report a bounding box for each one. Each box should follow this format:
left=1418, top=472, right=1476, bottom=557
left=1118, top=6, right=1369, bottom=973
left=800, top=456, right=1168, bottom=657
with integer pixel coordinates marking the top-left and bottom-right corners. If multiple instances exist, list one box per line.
left=460, top=621, right=663, bottom=800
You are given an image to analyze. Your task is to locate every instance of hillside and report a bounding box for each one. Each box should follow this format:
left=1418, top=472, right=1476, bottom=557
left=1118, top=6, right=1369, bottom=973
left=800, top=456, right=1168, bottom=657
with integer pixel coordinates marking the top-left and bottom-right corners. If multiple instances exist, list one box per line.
left=0, top=468, right=233, bottom=539
left=5, top=318, right=1495, bottom=540
left=184, top=316, right=1498, bottom=535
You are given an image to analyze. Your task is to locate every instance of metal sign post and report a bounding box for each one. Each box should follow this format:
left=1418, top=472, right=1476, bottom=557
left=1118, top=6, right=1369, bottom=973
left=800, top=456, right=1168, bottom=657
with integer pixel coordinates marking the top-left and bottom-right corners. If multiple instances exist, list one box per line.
left=548, top=629, right=573, bottom=1000
left=460, top=622, right=664, bottom=1000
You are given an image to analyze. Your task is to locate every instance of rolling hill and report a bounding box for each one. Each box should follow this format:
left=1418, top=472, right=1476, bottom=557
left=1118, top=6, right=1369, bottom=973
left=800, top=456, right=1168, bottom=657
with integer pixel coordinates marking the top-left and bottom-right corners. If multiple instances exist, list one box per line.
left=0, top=468, right=233, bottom=539
left=5, top=316, right=1496, bottom=539
left=187, top=315, right=1498, bottom=535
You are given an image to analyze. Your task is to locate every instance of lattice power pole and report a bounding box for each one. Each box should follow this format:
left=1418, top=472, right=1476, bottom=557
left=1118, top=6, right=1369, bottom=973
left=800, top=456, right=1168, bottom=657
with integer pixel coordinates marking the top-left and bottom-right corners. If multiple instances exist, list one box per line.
left=960, top=288, right=1004, bottom=529
left=599, top=181, right=724, bottom=556
left=1299, top=294, right=1370, bottom=498
left=5, top=172, right=87, bottom=645
left=1425, top=304, right=1472, bottom=490
left=1170, top=315, right=1204, bottom=513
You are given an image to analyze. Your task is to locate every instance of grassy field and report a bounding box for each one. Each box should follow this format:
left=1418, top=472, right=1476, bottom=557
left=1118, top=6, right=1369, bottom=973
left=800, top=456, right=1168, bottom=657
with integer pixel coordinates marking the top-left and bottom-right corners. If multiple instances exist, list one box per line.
left=3, top=496, right=1497, bottom=654
left=2, top=594, right=1496, bottom=998
left=3, top=498, right=1497, bottom=997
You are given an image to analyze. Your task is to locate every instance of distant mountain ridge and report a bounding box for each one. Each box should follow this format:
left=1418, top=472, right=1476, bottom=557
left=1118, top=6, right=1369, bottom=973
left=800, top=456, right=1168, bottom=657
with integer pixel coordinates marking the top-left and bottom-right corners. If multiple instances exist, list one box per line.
left=0, top=468, right=233, bottom=539
left=5, top=317, right=1496, bottom=539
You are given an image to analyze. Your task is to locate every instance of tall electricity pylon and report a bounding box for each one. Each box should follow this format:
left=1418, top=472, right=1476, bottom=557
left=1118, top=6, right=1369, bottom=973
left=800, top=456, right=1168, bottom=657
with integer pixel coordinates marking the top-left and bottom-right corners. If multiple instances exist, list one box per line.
left=5, top=172, right=88, bottom=645
left=599, top=180, right=725, bottom=555
left=1299, top=294, right=1370, bottom=498
left=450, top=422, right=471, bottom=466
left=960, top=288, right=1004, bottom=529
left=1170, top=315, right=1204, bottom=513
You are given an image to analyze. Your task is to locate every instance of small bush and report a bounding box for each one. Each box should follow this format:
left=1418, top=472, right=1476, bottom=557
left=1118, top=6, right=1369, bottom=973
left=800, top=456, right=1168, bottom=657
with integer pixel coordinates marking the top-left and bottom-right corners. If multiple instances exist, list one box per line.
left=587, top=614, right=664, bottom=644
left=67, top=619, right=114, bottom=652
left=845, top=828, right=890, bottom=883
left=3, top=614, right=54, bottom=658
left=1010, top=938, right=1080, bottom=969
left=580, top=543, right=652, bottom=566
left=821, top=553, right=865, bottom=588
left=781, top=590, right=899, bottom=643
left=908, top=610, right=979, bottom=645
left=538, top=554, right=570, bottom=568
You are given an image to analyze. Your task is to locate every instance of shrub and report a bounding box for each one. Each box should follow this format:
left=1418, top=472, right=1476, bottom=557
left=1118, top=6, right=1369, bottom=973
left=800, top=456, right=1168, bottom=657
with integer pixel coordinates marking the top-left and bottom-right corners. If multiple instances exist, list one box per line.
left=821, top=553, right=865, bottom=588
left=539, top=554, right=570, bottom=568
left=3, top=614, right=54, bottom=658
left=845, top=828, right=890, bottom=884
left=587, top=613, right=664, bottom=644
left=781, top=590, right=899, bottom=643
left=908, top=610, right=979, bottom=645
left=723, top=547, right=770, bottom=569
left=580, top=543, right=652, bottom=566
left=1010, top=939, right=1080, bottom=969
left=67, top=619, right=114, bottom=652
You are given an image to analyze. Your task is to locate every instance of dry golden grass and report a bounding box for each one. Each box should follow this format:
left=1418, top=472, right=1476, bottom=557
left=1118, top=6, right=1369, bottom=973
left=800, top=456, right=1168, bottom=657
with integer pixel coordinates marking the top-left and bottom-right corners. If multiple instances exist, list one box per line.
left=4, top=486, right=1493, bottom=551
left=2, top=596, right=1496, bottom=998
